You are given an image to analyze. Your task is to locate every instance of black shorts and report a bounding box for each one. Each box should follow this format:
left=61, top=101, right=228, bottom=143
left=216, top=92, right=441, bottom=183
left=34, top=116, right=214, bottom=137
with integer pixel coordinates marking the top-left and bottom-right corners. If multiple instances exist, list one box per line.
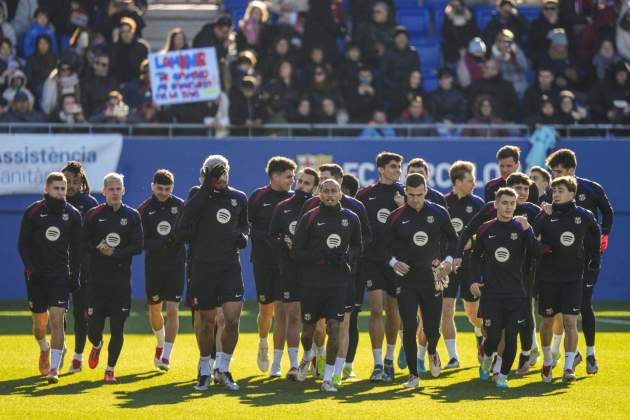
left=191, top=260, right=244, bottom=310
left=538, top=280, right=582, bottom=317
left=480, top=295, right=528, bottom=331
left=344, top=275, right=358, bottom=313
left=281, top=260, right=301, bottom=303
left=253, top=259, right=282, bottom=304
left=87, top=281, right=131, bottom=320
left=301, top=285, right=346, bottom=324
left=360, top=259, right=397, bottom=297
left=145, top=263, right=185, bottom=304
left=25, top=273, right=70, bottom=313
left=442, top=254, right=477, bottom=302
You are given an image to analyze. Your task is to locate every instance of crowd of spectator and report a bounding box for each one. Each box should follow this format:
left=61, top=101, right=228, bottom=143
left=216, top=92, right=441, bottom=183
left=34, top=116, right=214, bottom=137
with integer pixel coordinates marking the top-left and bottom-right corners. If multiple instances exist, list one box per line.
left=0, top=0, right=628, bottom=136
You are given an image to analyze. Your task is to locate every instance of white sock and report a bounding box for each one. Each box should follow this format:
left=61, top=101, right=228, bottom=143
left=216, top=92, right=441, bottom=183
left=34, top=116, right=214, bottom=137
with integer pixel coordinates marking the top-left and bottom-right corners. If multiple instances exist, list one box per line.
left=163, top=342, right=174, bottom=361
left=385, top=344, right=395, bottom=361
left=209, top=358, right=215, bottom=372
left=324, top=364, right=334, bottom=382
left=474, top=327, right=483, bottom=338
left=303, top=349, right=314, bottom=362
left=316, top=345, right=326, bottom=357
left=565, top=351, right=576, bottom=371
left=417, top=344, right=427, bottom=360
left=216, top=352, right=225, bottom=372
left=531, top=329, right=539, bottom=351
left=542, top=346, right=552, bottom=365
left=522, top=350, right=531, bottom=356
left=222, top=353, right=232, bottom=372
left=288, top=347, right=299, bottom=368
left=73, top=352, right=83, bottom=361
left=445, top=339, right=458, bottom=360
left=344, top=361, right=353, bottom=370
left=259, top=336, right=268, bottom=347
left=199, top=356, right=211, bottom=375
left=51, top=349, right=63, bottom=370
left=106, top=365, right=115, bottom=372
left=153, top=327, right=165, bottom=348
left=493, top=356, right=502, bottom=374
left=587, top=346, right=595, bottom=357
left=334, top=357, right=345, bottom=377
left=372, top=348, right=382, bottom=366
left=551, top=334, right=563, bottom=354
left=37, top=338, right=49, bottom=351
left=272, top=349, right=283, bottom=368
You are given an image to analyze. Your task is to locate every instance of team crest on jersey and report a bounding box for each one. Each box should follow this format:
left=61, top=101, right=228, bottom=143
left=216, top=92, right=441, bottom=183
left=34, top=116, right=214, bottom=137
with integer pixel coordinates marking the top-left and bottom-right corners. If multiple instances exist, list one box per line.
left=578, top=194, right=586, bottom=202
left=545, top=308, right=554, bottom=315
left=171, top=206, right=178, bottom=214
left=62, top=213, right=69, bottom=221
left=259, top=294, right=266, bottom=303
left=284, top=292, right=290, bottom=300
left=231, top=199, right=238, bottom=207
left=484, top=319, right=492, bottom=327
left=511, top=232, right=518, bottom=240
left=341, top=219, right=348, bottom=227
left=304, top=313, right=312, bottom=321
left=465, top=206, right=473, bottom=213
left=575, top=217, right=582, bottom=225
left=87, top=307, right=93, bottom=316
left=366, top=280, right=373, bottom=288
left=427, top=216, right=434, bottom=224
left=152, top=295, right=160, bottom=302
left=120, top=218, right=128, bottom=226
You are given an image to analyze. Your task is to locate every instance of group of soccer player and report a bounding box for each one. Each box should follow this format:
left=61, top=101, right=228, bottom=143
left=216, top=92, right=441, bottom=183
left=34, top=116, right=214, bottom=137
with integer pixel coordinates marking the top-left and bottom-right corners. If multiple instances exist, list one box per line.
left=18, top=144, right=613, bottom=392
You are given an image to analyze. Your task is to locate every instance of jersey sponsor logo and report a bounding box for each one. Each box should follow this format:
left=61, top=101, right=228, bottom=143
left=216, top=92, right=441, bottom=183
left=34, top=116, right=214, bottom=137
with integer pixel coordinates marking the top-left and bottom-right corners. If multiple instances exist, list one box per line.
left=45, top=226, right=61, bottom=241
left=171, top=206, right=178, bottom=214
left=377, top=208, right=391, bottom=223
left=105, top=232, right=121, bottom=247
left=574, top=217, right=582, bottom=225
left=560, top=231, right=575, bottom=246
left=289, top=221, right=297, bottom=235
left=578, top=193, right=586, bottom=202
left=341, top=219, right=348, bottom=227
left=511, top=232, right=518, bottom=240
left=427, top=216, right=434, bottom=224
left=494, top=247, right=510, bottom=262
left=451, top=217, right=463, bottom=233
left=157, top=221, right=172, bottom=236
left=413, top=231, right=429, bottom=246
left=466, top=206, right=473, bottom=213
left=120, top=218, right=128, bottom=226
left=326, top=234, right=342, bottom=248
left=62, top=213, right=69, bottom=221
left=216, top=208, right=231, bottom=224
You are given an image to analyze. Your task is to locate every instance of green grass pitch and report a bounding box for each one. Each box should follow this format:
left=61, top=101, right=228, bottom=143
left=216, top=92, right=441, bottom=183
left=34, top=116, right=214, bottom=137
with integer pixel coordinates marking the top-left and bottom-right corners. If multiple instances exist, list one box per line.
left=1, top=300, right=629, bottom=419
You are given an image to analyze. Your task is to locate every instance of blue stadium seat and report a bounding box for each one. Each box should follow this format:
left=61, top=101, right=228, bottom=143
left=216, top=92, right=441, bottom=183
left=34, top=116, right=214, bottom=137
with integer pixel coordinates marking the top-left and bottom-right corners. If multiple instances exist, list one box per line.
left=423, top=74, right=438, bottom=92
left=519, top=6, right=542, bottom=22
left=396, top=0, right=421, bottom=10
left=417, top=44, right=441, bottom=70
left=472, top=5, right=496, bottom=32
left=397, top=9, right=432, bottom=37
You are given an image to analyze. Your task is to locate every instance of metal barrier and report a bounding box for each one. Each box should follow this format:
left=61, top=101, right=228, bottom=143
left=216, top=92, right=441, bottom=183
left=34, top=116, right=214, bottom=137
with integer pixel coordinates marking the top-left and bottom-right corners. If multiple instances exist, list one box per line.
left=1, top=122, right=630, bottom=138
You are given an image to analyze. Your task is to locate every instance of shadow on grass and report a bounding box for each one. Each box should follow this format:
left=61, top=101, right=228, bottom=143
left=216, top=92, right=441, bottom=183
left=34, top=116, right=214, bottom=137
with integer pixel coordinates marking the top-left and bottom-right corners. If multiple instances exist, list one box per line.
left=113, top=379, right=207, bottom=408
left=0, top=371, right=162, bottom=397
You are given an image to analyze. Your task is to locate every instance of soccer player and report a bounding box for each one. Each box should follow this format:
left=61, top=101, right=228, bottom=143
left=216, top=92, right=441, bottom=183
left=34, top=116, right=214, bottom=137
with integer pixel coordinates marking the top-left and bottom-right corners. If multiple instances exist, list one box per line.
left=529, top=166, right=551, bottom=202
left=406, top=158, right=447, bottom=207
left=484, top=146, right=540, bottom=204
left=180, top=155, right=248, bottom=391
left=300, top=164, right=372, bottom=385
left=84, top=173, right=143, bottom=383
left=535, top=176, right=601, bottom=383
left=470, top=187, right=539, bottom=389
left=249, top=157, right=296, bottom=376
left=18, top=172, right=82, bottom=383
left=442, top=161, right=485, bottom=369
left=383, top=173, right=458, bottom=388
left=544, top=149, right=613, bottom=374
left=138, top=169, right=185, bottom=371
left=292, top=179, right=362, bottom=392
left=269, top=167, right=320, bottom=380
left=61, top=161, right=99, bottom=373
left=356, top=152, right=405, bottom=382
left=341, top=174, right=360, bottom=197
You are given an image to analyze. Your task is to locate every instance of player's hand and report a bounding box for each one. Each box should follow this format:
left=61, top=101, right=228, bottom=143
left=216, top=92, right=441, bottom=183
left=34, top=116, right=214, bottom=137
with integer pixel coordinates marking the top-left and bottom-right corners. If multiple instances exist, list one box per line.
left=394, top=191, right=405, bottom=207
left=463, top=239, right=472, bottom=251
left=470, top=282, right=484, bottom=298
left=440, top=260, right=453, bottom=275
left=452, top=258, right=462, bottom=273
left=100, top=245, right=114, bottom=256
left=393, top=261, right=410, bottom=276
left=284, top=236, right=293, bottom=249
left=203, top=165, right=226, bottom=189
left=541, top=202, right=552, bottom=216
left=515, top=215, right=530, bottom=231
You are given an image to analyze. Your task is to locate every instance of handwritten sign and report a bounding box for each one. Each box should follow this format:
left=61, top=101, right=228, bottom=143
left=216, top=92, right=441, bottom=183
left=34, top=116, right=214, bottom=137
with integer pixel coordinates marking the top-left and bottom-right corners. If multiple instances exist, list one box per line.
left=149, top=47, right=221, bottom=105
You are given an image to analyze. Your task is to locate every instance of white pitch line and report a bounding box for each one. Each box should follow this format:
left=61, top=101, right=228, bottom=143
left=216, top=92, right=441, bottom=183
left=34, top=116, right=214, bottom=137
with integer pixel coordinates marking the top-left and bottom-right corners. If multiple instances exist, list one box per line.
left=598, top=318, right=630, bottom=326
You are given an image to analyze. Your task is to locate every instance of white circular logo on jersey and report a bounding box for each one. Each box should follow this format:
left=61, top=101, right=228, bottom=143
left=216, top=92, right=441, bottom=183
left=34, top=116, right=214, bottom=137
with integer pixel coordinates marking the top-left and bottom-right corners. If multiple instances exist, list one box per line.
left=45, top=226, right=61, bottom=242
left=560, top=231, right=575, bottom=246
left=578, top=194, right=586, bottom=202
left=377, top=208, right=391, bottom=224
left=157, top=221, right=171, bottom=236
left=413, top=231, right=429, bottom=246
left=326, top=234, right=342, bottom=249
left=289, top=221, right=297, bottom=235
left=495, top=247, right=510, bottom=262
left=105, top=232, right=121, bottom=247
left=451, top=217, right=464, bottom=233
left=216, top=209, right=231, bottom=224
